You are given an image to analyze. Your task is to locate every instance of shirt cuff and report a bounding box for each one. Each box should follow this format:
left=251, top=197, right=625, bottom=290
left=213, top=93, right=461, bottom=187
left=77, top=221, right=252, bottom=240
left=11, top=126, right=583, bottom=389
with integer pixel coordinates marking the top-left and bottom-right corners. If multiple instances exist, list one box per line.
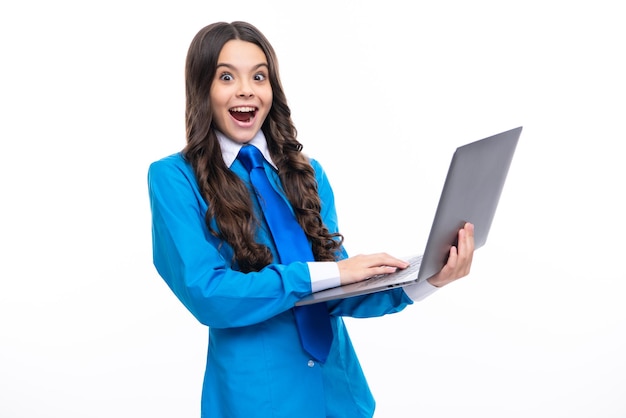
left=403, top=279, right=439, bottom=302
left=307, top=262, right=341, bottom=293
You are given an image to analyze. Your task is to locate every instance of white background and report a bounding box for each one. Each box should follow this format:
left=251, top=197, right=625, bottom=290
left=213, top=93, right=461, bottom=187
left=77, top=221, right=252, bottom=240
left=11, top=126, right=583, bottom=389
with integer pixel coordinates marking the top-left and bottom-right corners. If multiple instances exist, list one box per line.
left=1, top=1, right=625, bottom=417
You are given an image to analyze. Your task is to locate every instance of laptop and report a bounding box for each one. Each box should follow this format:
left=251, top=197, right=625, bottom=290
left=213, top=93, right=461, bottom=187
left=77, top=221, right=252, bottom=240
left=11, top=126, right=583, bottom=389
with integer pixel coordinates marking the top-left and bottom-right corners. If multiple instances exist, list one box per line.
left=295, top=126, right=522, bottom=306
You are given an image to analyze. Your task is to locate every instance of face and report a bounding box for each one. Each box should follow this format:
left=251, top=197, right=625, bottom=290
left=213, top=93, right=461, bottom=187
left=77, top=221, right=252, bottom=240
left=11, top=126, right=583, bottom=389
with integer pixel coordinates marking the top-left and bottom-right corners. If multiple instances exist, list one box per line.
left=210, top=40, right=273, bottom=143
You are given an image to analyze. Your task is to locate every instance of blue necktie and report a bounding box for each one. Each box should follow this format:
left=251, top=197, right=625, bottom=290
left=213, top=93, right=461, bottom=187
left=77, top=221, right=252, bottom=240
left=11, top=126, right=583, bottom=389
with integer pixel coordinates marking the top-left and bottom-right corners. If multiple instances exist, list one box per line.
left=237, top=144, right=333, bottom=363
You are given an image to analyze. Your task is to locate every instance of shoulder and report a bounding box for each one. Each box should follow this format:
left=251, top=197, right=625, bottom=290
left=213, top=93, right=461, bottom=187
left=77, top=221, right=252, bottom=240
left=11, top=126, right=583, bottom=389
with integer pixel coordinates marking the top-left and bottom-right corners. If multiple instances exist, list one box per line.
left=306, top=156, right=336, bottom=195
left=149, top=152, right=193, bottom=178
left=307, top=157, right=327, bottom=180
left=148, top=152, right=198, bottom=190
left=308, top=157, right=323, bottom=171
left=149, top=152, right=187, bottom=171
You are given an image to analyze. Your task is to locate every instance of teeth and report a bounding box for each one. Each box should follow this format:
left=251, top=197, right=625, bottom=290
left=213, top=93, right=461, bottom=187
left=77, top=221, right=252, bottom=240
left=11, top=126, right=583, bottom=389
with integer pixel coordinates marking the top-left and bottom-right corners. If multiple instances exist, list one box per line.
left=230, top=106, right=255, bottom=112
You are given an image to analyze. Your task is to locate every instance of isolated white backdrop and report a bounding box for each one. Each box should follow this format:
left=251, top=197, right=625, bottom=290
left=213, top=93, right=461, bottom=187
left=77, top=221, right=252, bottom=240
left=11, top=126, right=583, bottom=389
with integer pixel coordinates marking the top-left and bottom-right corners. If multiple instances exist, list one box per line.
left=1, top=1, right=624, bottom=417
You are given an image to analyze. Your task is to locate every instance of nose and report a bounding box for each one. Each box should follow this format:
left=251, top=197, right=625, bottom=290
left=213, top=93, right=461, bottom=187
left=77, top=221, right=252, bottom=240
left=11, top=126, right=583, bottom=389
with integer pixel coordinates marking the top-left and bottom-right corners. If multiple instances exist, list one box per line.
left=237, top=80, right=254, bottom=98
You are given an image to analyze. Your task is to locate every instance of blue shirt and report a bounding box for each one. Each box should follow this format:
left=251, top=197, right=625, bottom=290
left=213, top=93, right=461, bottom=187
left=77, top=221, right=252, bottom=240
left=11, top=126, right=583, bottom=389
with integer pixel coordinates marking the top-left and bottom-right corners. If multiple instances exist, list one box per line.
left=148, top=133, right=423, bottom=417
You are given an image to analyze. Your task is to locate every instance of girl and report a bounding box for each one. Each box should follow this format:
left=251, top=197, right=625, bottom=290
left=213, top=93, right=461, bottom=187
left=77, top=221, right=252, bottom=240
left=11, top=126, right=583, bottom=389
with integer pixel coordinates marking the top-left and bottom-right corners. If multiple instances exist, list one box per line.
left=148, top=21, right=474, bottom=417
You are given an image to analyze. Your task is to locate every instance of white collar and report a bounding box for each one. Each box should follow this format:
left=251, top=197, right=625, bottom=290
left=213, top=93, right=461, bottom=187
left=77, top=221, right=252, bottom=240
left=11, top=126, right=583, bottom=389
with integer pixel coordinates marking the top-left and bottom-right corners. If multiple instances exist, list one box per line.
left=216, top=130, right=277, bottom=169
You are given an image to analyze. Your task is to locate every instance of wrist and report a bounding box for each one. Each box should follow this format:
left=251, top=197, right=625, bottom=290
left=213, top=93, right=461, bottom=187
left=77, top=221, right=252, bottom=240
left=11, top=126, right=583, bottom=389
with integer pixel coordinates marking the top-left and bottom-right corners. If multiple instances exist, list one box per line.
left=426, top=275, right=451, bottom=288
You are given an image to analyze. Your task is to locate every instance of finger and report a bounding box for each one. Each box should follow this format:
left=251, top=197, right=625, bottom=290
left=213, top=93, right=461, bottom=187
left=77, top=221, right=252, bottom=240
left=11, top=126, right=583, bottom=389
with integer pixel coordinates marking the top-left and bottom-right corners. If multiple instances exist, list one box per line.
left=446, top=245, right=458, bottom=269
left=366, top=253, right=410, bottom=269
left=456, top=225, right=474, bottom=274
left=367, top=265, right=404, bottom=277
left=457, top=224, right=475, bottom=257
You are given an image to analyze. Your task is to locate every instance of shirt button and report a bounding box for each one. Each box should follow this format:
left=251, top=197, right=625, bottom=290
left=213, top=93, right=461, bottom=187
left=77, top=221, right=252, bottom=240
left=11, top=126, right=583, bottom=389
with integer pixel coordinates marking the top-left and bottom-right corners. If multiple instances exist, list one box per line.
left=307, top=360, right=315, bottom=368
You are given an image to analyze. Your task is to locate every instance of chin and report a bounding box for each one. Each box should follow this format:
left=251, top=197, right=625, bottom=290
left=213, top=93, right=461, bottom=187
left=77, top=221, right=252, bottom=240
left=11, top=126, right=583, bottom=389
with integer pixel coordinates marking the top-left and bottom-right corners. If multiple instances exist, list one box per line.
left=229, top=128, right=261, bottom=143
left=231, top=134, right=255, bottom=144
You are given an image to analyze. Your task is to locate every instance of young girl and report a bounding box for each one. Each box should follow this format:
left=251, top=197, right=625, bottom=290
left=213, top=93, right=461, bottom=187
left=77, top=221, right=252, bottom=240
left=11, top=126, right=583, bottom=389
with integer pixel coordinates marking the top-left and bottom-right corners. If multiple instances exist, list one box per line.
left=148, top=21, right=475, bottom=417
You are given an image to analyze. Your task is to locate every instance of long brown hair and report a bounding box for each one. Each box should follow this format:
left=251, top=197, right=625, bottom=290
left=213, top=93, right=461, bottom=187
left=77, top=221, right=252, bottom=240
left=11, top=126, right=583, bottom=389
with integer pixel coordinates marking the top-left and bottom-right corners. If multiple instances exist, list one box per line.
left=183, top=21, right=343, bottom=272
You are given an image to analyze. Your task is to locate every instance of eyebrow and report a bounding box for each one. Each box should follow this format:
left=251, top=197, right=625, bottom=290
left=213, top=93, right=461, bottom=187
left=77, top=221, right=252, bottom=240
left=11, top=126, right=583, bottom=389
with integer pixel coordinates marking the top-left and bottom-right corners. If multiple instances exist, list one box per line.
left=215, top=62, right=269, bottom=71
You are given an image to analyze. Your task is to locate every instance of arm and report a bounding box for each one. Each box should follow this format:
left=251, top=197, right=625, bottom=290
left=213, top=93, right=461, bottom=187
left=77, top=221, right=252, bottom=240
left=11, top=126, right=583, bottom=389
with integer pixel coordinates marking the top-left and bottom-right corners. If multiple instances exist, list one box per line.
left=148, top=155, right=314, bottom=328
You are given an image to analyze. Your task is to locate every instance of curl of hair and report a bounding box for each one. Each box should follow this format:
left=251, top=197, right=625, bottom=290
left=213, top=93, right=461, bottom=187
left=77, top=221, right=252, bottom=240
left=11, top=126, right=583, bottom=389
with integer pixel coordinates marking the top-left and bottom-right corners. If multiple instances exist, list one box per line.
left=182, top=21, right=343, bottom=272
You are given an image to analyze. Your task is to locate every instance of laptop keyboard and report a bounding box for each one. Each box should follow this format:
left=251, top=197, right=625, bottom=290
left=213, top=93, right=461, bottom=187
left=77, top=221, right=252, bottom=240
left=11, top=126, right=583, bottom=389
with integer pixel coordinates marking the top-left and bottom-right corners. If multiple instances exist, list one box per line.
left=354, top=254, right=423, bottom=289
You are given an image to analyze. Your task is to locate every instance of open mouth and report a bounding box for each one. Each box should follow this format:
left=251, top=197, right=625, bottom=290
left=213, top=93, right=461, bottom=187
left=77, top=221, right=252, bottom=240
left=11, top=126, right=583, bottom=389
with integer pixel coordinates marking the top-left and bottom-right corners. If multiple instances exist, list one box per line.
left=229, top=106, right=257, bottom=123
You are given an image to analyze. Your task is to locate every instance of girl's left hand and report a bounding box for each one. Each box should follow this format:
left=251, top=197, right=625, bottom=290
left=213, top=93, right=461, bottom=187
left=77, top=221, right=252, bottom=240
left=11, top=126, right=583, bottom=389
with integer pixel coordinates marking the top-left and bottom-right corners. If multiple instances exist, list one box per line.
left=427, top=222, right=475, bottom=288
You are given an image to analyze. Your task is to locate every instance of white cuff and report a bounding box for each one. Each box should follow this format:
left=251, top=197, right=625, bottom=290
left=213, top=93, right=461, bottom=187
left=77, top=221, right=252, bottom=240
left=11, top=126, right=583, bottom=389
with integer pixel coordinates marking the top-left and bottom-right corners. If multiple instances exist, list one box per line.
left=307, top=262, right=341, bottom=293
left=403, top=279, right=439, bottom=302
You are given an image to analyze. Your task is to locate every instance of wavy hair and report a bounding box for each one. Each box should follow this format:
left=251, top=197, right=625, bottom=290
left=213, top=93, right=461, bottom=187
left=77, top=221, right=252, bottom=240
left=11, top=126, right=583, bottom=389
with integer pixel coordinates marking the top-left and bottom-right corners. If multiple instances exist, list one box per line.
left=182, top=21, right=343, bottom=272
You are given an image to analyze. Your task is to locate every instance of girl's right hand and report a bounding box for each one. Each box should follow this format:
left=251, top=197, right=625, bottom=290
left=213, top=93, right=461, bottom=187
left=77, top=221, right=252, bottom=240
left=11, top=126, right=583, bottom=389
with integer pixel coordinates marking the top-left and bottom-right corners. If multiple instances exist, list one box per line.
left=337, top=253, right=410, bottom=285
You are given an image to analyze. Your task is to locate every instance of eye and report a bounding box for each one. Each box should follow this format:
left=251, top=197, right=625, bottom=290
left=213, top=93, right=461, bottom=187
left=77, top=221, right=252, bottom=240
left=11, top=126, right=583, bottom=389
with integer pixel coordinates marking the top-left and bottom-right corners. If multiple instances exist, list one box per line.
left=219, top=72, right=234, bottom=81
left=254, top=72, right=267, bottom=82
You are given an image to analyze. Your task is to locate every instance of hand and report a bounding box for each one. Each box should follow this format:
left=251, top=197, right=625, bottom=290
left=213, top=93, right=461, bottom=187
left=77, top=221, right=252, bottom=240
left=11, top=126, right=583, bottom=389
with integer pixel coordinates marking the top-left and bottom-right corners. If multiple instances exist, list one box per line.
left=337, top=253, right=410, bottom=285
left=427, top=222, right=475, bottom=288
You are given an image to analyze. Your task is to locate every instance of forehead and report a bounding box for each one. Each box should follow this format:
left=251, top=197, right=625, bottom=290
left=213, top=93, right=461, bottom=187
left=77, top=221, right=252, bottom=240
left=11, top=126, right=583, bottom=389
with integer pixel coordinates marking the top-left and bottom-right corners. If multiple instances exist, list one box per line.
left=217, top=40, right=268, bottom=67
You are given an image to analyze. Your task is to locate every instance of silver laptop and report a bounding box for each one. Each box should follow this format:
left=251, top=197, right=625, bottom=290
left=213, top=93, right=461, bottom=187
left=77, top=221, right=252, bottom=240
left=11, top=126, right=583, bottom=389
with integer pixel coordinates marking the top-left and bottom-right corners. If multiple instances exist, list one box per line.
left=296, top=126, right=522, bottom=306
